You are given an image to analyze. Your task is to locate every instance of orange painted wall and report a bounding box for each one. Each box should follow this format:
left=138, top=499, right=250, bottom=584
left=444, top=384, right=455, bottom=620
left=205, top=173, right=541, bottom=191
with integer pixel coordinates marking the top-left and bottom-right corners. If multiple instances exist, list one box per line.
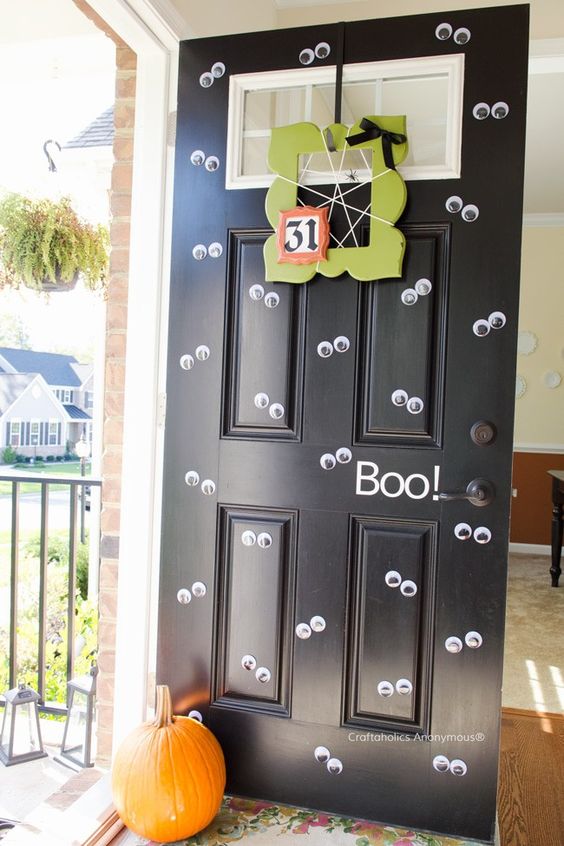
left=510, top=452, right=564, bottom=544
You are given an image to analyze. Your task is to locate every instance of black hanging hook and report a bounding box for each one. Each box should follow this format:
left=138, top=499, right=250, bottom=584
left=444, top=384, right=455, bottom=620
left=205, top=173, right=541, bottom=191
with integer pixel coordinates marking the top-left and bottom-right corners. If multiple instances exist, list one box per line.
left=43, top=139, right=61, bottom=172
left=326, top=22, right=346, bottom=153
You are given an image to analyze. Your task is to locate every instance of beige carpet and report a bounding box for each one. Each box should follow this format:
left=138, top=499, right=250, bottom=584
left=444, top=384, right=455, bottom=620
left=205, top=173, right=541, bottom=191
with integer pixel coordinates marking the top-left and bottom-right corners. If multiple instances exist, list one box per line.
left=502, top=554, right=564, bottom=713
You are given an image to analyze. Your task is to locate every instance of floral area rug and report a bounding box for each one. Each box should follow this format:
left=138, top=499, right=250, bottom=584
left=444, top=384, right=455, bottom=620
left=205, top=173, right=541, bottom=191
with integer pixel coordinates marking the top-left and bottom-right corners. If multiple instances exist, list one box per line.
left=118, top=796, right=483, bottom=846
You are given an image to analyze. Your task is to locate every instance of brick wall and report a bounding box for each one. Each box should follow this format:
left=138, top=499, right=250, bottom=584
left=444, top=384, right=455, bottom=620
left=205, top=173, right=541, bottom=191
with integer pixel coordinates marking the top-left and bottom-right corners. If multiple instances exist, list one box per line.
left=72, top=0, right=137, bottom=767
left=96, top=45, right=137, bottom=766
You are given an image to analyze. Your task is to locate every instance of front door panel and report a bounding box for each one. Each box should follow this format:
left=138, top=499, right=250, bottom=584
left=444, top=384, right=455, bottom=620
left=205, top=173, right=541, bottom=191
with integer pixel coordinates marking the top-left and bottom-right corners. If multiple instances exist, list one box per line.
left=159, top=7, right=528, bottom=842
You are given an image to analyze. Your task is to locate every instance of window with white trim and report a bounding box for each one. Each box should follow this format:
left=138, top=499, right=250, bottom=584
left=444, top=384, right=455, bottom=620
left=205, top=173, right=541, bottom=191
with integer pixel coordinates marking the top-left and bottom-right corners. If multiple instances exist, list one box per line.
left=226, top=54, right=464, bottom=189
left=48, top=419, right=58, bottom=446
left=30, top=420, right=40, bottom=446
left=10, top=420, right=21, bottom=447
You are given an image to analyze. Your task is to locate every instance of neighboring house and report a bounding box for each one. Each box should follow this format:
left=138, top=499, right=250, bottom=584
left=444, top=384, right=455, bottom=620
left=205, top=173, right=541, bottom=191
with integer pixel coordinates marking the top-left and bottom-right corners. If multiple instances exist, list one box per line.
left=0, top=347, right=93, bottom=461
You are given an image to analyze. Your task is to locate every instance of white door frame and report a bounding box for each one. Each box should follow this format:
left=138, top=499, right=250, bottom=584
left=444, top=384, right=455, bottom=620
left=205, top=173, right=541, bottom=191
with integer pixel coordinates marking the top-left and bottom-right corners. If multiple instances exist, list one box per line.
left=86, top=0, right=187, bottom=748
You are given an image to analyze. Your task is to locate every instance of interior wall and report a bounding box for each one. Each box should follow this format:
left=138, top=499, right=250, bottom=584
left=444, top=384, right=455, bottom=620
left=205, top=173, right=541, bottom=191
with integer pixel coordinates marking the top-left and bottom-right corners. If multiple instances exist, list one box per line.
left=510, top=226, right=564, bottom=546
left=514, top=227, right=564, bottom=447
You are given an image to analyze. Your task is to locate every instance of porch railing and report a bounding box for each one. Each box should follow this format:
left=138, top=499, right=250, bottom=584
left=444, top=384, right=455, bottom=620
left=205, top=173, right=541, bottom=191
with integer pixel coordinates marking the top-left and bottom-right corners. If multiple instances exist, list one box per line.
left=0, top=472, right=101, bottom=714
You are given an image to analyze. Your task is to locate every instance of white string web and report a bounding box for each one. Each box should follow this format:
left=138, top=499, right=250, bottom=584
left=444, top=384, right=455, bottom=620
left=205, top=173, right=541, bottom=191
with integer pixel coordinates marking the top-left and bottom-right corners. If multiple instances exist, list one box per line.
left=276, top=127, right=394, bottom=252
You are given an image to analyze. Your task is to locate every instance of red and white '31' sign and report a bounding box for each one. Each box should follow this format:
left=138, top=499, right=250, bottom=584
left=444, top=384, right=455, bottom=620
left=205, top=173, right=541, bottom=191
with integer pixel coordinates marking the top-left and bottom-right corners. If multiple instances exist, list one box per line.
left=277, top=206, right=330, bottom=265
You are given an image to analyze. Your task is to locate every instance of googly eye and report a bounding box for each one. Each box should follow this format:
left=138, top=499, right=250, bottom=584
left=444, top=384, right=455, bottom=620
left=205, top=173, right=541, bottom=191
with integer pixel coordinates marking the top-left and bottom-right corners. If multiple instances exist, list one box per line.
left=188, top=709, right=203, bottom=722
left=256, top=666, right=271, bottom=684
left=391, top=389, right=408, bottom=407
left=473, top=102, right=490, bottom=120
left=211, top=61, right=225, bottom=78
left=257, top=532, right=272, bottom=549
left=377, top=680, right=394, bottom=697
left=336, top=447, right=352, bottom=464
left=450, top=759, right=468, bottom=776
left=195, top=345, right=210, bottom=361
left=453, top=27, right=471, bottom=45
left=401, top=288, right=418, bottom=306
left=204, top=155, right=220, bottom=172
left=192, top=581, right=206, bottom=598
left=488, top=311, right=506, bottom=329
left=296, top=622, right=312, bottom=640
left=201, top=479, right=216, bottom=496
left=254, top=392, right=270, bottom=409
left=385, top=570, right=402, bottom=588
left=433, top=754, right=450, bottom=773
left=461, top=204, right=479, bottom=222
left=435, top=22, right=452, bottom=40
left=446, top=195, right=463, bottom=213
left=208, top=242, right=223, bottom=258
left=415, top=278, right=432, bottom=296
left=241, top=530, right=256, bottom=547
left=474, top=526, right=491, bottom=544
left=473, top=319, right=490, bottom=337
left=177, top=588, right=191, bottom=604
left=445, top=636, right=463, bottom=654
left=264, top=291, right=280, bottom=309
left=299, top=48, right=315, bottom=65
left=334, top=335, right=350, bottom=353
left=320, top=453, right=336, bottom=471
left=179, top=354, right=194, bottom=370
left=315, top=42, right=331, bottom=59
left=199, top=72, right=214, bottom=88
left=185, top=470, right=200, bottom=487
left=310, top=615, right=326, bottom=632
left=465, top=631, right=483, bottom=649
left=269, top=403, right=285, bottom=420
left=454, top=522, right=472, bottom=540
left=407, top=397, right=424, bottom=415
left=314, top=745, right=330, bottom=763
left=400, top=580, right=417, bottom=597
left=192, top=244, right=207, bottom=260
left=249, top=284, right=264, bottom=301
left=190, top=149, right=205, bottom=166
left=396, top=678, right=413, bottom=696
left=327, top=758, right=343, bottom=774
left=492, top=101, right=509, bottom=119
left=241, top=654, right=256, bottom=670
left=317, top=341, right=334, bottom=358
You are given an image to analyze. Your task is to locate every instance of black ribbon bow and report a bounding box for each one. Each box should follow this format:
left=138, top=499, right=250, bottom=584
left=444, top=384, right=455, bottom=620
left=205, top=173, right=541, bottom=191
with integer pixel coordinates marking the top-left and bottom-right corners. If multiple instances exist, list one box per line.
left=346, top=118, right=406, bottom=170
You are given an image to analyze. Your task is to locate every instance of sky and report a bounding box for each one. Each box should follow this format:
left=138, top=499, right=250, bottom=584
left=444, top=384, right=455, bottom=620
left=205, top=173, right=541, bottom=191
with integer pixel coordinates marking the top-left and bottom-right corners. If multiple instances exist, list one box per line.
left=0, top=12, right=115, bottom=359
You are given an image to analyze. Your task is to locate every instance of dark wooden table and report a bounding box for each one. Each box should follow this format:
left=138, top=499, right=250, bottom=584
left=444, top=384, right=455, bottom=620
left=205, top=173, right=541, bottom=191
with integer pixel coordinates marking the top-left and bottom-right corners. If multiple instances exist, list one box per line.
left=548, top=470, right=564, bottom=587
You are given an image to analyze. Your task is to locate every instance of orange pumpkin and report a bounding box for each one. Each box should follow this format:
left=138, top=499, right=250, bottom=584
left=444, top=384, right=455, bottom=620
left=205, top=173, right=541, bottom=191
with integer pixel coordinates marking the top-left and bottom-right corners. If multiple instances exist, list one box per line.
left=111, top=685, right=226, bottom=842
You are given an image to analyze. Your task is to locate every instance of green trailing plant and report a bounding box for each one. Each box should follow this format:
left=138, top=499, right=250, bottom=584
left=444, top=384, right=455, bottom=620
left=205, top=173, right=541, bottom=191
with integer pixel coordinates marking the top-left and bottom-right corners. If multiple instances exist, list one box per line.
left=0, top=193, right=109, bottom=292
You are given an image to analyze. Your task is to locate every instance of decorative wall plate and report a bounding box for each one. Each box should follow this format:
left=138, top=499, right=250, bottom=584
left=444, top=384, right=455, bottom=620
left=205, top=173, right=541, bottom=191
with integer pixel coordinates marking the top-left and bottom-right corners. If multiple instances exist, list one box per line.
left=517, top=330, right=538, bottom=356
left=543, top=370, right=562, bottom=389
left=515, top=374, right=526, bottom=399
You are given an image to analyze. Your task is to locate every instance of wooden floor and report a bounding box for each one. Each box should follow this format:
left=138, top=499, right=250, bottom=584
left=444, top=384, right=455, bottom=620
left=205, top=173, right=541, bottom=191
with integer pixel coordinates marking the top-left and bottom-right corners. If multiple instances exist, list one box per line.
left=498, top=708, right=564, bottom=846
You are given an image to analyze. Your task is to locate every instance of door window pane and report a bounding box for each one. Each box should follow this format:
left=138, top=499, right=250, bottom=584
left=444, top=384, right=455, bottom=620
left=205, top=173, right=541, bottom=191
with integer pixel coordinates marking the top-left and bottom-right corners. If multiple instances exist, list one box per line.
left=227, top=55, right=462, bottom=188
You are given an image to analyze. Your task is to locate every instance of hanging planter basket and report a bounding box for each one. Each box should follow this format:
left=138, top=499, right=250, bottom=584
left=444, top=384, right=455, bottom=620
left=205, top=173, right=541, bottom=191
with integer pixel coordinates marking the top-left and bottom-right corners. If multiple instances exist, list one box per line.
left=40, top=269, right=80, bottom=293
left=0, top=193, right=109, bottom=294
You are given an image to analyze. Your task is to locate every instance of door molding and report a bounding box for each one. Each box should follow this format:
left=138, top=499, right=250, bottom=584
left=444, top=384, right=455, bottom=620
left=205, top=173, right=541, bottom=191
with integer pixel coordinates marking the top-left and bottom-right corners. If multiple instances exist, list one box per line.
left=87, top=0, right=181, bottom=749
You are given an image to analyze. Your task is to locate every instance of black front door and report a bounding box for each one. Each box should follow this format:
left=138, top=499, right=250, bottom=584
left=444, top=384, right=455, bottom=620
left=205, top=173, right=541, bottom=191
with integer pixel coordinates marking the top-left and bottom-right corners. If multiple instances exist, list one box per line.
left=158, top=6, right=528, bottom=842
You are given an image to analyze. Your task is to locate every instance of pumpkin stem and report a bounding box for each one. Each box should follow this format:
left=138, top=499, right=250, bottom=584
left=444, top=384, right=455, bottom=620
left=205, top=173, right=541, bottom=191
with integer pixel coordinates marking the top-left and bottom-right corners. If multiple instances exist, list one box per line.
left=154, top=685, right=175, bottom=727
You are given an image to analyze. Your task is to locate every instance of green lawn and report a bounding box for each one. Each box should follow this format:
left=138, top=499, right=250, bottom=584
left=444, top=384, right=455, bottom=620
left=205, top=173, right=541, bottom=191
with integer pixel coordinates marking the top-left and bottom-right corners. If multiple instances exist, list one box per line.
left=0, top=461, right=91, bottom=495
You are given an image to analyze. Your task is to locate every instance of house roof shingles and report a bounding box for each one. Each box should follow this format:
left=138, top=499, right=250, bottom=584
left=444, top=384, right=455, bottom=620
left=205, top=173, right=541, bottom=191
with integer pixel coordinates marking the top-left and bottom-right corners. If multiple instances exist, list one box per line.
left=64, top=106, right=114, bottom=149
left=0, top=348, right=90, bottom=387
left=0, top=374, right=35, bottom=415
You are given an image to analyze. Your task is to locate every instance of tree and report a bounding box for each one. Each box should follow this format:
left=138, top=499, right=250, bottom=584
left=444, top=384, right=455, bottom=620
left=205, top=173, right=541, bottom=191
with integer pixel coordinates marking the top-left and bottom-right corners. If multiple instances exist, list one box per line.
left=0, top=313, right=31, bottom=348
